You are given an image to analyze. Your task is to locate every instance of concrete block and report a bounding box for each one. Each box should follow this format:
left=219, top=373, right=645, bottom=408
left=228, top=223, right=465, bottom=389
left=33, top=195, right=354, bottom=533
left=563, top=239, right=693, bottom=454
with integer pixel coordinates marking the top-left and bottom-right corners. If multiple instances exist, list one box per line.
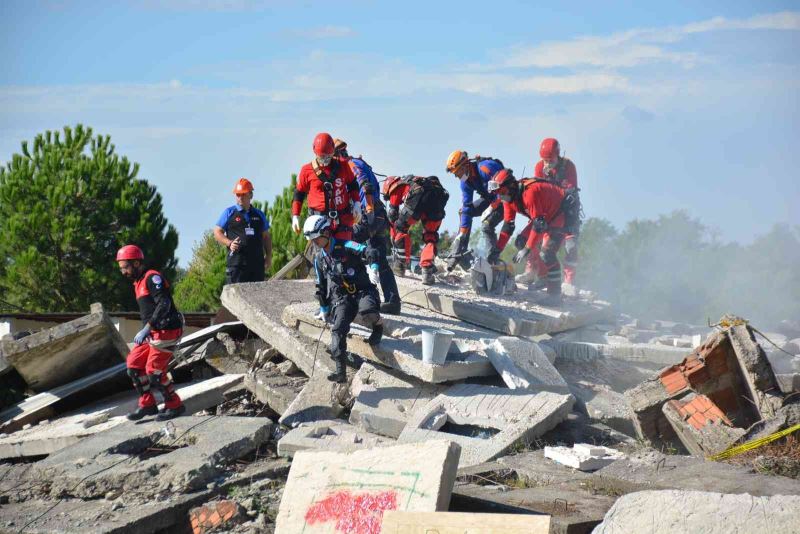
left=277, top=419, right=393, bottom=457
left=726, top=322, right=784, bottom=418
left=398, top=383, right=573, bottom=467
left=276, top=440, right=461, bottom=533
left=0, top=374, right=244, bottom=460
left=568, top=381, right=635, bottom=436
left=592, top=490, right=800, bottom=534
left=662, top=392, right=747, bottom=456
left=381, top=511, right=550, bottom=533
left=279, top=374, right=348, bottom=428
left=2, top=304, right=127, bottom=391
left=482, top=336, right=569, bottom=392
left=32, top=416, right=271, bottom=499
left=547, top=339, right=690, bottom=367
left=283, top=302, right=495, bottom=383
left=349, top=363, right=446, bottom=438
left=244, top=366, right=308, bottom=415
left=543, top=443, right=624, bottom=471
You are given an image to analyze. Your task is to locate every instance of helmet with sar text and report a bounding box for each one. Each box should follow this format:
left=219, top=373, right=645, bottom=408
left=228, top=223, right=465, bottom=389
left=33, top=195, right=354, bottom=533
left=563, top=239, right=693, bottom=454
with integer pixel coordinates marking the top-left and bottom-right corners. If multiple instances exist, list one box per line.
left=487, top=169, right=518, bottom=202
left=303, top=215, right=332, bottom=241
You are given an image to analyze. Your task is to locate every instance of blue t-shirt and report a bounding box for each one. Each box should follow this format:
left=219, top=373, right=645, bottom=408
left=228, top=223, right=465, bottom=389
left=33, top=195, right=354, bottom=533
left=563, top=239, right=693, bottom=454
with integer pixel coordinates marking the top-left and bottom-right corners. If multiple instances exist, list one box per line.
left=216, top=205, right=270, bottom=232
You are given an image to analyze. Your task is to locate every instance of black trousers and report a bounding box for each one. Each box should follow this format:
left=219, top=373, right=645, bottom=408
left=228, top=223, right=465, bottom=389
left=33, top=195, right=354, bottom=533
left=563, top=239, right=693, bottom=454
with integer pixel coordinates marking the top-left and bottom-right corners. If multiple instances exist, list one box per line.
left=329, top=287, right=380, bottom=362
left=352, top=206, right=400, bottom=304
left=225, top=261, right=265, bottom=284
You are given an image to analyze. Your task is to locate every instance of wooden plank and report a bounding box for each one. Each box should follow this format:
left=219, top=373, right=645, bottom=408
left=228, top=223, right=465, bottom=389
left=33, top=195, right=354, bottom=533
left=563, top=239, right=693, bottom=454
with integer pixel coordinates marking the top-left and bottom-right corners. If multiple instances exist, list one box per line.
left=381, top=511, right=550, bottom=533
left=272, top=254, right=305, bottom=281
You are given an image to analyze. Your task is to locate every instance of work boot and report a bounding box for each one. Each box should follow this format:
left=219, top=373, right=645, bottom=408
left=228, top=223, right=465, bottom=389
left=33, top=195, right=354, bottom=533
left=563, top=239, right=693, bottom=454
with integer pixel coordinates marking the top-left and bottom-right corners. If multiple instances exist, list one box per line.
left=392, top=259, right=406, bottom=277
left=380, top=300, right=401, bottom=314
left=515, top=270, right=537, bottom=285
left=532, top=279, right=547, bottom=290
left=155, top=404, right=186, bottom=421
left=368, top=323, right=384, bottom=346
left=421, top=267, right=435, bottom=285
left=126, top=404, right=158, bottom=421
left=327, top=356, right=347, bottom=383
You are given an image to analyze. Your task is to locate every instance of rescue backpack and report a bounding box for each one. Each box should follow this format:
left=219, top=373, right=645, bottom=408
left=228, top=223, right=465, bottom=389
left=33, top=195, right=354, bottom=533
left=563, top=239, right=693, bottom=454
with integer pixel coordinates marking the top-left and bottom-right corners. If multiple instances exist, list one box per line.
left=471, top=155, right=504, bottom=168
left=403, top=175, right=449, bottom=221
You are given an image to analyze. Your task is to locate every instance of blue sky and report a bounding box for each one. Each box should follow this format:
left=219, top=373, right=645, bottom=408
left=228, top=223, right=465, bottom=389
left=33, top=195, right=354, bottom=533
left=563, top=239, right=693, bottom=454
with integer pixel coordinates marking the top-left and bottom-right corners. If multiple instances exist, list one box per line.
left=1, top=0, right=798, bottom=266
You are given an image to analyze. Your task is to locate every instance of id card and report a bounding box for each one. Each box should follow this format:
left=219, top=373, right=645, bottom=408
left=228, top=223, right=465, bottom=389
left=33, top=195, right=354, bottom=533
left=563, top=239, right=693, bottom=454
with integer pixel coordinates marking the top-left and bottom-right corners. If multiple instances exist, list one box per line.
left=245, top=227, right=255, bottom=236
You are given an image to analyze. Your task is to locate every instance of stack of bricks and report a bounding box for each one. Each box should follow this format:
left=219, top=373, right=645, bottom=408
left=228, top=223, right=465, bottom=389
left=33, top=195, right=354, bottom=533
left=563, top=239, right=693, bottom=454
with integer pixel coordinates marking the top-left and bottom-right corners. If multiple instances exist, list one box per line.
left=188, top=499, right=245, bottom=534
left=662, top=393, right=746, bottom=456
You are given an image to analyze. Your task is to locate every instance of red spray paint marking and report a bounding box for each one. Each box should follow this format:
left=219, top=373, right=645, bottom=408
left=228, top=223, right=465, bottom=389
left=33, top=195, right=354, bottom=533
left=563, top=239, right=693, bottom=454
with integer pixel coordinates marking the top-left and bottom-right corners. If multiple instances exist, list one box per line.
left=304, top=490, right=399, bottom=534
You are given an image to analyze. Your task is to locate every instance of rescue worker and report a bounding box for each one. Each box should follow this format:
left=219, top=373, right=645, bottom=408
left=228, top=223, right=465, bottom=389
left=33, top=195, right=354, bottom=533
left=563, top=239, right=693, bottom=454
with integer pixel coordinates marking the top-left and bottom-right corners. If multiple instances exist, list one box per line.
left=292, top=133, right=360, bottom=241
left=487, top=169, right=567, bottom=306
left=444, top=150, right=504, bottom=270
left=334, top=138, right=401, bottom=314
left=523, top=138, right=580, bottom=287
left=213, top=178, right=273, bottom=284
left=116, top=245, right=186, bottom=421
left=382, top=175, right=449, bottom=285
left=304, top=215, right=383, bottom=383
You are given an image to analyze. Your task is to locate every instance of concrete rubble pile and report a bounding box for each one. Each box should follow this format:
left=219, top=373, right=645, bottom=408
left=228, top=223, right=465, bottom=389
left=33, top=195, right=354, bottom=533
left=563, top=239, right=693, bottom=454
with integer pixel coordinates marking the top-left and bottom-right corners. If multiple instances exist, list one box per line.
left=0, top=276, right=798, bottom=533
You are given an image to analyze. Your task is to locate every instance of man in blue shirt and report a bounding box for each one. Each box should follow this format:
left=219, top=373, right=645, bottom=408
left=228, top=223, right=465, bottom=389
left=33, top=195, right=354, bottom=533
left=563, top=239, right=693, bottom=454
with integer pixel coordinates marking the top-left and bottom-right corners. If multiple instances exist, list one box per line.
left=213, top=178, right=273, bottom=284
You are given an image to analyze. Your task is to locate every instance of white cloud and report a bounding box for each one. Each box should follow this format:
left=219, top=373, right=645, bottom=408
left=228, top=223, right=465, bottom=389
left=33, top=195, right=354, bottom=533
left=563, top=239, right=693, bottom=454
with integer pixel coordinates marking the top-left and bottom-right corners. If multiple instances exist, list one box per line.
left=306, top=25, right=357, bottom=39
left=438, top=72, right=633, bottom=96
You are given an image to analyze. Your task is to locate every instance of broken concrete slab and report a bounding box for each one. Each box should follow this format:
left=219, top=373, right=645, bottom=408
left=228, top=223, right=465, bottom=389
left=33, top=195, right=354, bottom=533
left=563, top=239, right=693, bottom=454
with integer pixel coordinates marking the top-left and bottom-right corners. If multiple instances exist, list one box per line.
left=381, top=511, right=550, bottom=533
left=277, top=419, right=393, bottom=457
left=276, top=439, right=460, bottom=534
left=284, top=302, right=495, bottom=383
left=244, top=366, right=307, bottom=416
left=398, top=383, right=574, bottom=467
left=278, top=374, right=349, bottom=428
left=349, top=363, right=445, bottom=438
left=220, top=280, right=336, bottom=376
left=0, top=374, right=244, bottom=460
left=1, top=303, right=127, bottom=391
left=482, top=336, right=569, bottom=393
left=726, top=321, right=784, bottom=418
left=395, top=276, right=613, bottom=339
left=545, top=339, right=689, bottom=368
left=592, top=490, right=800, bottom=534
left=662, top=392, right=747, bottom=457
left=543, top=443, right=624, bottom=471
left=32, top=416, right=271, bottom=499
left=568, top=381, right=635, bottom=436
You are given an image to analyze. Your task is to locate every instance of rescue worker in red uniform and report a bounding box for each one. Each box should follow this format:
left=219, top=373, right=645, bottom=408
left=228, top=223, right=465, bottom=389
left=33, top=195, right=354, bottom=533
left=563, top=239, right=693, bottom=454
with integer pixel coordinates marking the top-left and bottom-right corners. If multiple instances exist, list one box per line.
left=487, top=170, right=567, bottom=306
left=382, top=175, right=449, bottom=285
left=529, top=138, right=580, bottom=287
left=116, top=245, right=185, bottom=421
left=292, top=133, right=360, bottom=241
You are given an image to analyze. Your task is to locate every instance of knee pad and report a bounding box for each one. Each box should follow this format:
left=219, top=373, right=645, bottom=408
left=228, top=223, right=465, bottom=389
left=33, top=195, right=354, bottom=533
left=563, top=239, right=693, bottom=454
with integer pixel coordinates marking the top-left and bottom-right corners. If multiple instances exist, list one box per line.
left=148, top=372, right=163, bottom=390
left=423, top=230, right=439, bottom=244
left=127, top=368, right=141, bottom=381
left=540, top=248, right=558, bottom=266
left=360, top=312, right=380, bottom=327
left=501, top=221, right=515, bottom=236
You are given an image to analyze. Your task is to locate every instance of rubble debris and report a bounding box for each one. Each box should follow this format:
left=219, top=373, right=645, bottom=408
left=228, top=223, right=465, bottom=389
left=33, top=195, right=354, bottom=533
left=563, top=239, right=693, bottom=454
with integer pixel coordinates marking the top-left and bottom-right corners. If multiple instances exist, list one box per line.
left=278, top=374, right=351, bottom=428
left=482, top=336, right=569, bottom=392
left=0, top=303, right=127, bottom=391
left=276, top=440, right=460, bottom=533
left=546, top=339, right=690, bottom=367
left=380, top=510, right=550, bottom=533
left=0, top=374, right=244, bottom=460
left=243, top=365, right=307, bottom=416
left=568, top=381, right=635, bottom=436
left=398, top=383, right=574, bottom=467
left=592, top=489, right=800, bottom=534
left=189, top=499, right=246, bottom=534
left=283, top=301, right=496, bottom=383
left=277, top=419, right=393, bottom=457
left=662, top=392, right=747, bottom=456
left=543, top=443, right=625, bottom=471
left=349, top=363, right=446, bottom=438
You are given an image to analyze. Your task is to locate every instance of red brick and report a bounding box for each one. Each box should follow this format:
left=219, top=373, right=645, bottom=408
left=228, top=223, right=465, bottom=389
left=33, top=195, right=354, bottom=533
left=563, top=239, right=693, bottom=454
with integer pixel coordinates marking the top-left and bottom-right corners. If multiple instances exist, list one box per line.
left=660, top=369, right=689, bottom=394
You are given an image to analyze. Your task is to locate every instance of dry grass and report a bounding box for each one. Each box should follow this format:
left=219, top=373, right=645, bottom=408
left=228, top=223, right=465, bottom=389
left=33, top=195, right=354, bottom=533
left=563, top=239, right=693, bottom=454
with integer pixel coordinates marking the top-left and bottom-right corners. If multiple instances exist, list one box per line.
left=723, top=434, right=800, bottom=479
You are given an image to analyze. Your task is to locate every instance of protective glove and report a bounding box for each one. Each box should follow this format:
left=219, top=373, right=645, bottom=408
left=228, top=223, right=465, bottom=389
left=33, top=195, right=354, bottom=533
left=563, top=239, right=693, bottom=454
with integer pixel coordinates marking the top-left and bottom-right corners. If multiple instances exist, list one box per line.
left=368, top=263, right=380, bottom=286
left=532, top=216, right=548, bottom=233
left=513, top=247, right=531, bottom=265
left=314, top=307, right=330, bottom=323
left=133, top=324, right=152, bottom=346
left=387, top=206, right=399, bottom=224
left=471, top=197, right=490, bottom=215
left=352, top=202, right=363, bottom=225
left=365, top=247, right=380, bottom=265
left=292, top=215, right=301, bottom=234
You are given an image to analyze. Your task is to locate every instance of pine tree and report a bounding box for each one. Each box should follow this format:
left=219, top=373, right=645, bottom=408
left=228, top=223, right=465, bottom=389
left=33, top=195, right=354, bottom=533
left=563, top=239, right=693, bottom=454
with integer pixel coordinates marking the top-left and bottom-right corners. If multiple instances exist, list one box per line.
left=0, top=125, right=178, bottom=312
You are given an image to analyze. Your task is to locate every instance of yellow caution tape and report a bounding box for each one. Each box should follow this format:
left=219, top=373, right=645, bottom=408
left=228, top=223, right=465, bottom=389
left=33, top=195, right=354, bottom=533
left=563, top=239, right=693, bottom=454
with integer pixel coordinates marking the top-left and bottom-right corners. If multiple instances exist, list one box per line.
left=709, top=422, right=800, bottom=461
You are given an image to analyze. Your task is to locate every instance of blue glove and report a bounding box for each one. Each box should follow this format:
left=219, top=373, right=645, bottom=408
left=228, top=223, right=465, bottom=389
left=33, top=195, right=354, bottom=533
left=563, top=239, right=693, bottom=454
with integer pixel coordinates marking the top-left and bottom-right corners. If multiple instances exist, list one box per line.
left=134, top=324, right=152, bottom=345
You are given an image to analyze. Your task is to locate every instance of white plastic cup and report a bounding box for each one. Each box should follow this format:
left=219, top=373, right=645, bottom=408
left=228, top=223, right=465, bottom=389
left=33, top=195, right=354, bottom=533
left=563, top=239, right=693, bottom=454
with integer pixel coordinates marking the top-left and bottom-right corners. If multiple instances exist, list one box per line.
left=421, top=329, right=455, bottom=365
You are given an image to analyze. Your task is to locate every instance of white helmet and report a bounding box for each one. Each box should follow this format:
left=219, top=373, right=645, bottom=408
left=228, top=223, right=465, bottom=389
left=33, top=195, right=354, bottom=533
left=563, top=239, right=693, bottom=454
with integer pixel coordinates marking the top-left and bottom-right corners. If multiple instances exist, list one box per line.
left=303, top=215, right=331, bottom=240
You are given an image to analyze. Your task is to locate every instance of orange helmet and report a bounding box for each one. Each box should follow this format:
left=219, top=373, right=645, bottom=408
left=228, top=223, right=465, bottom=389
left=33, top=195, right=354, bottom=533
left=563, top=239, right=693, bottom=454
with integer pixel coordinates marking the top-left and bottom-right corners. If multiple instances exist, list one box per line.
left=382, top=175, right=403, bottom=198
left=116, top=244, right=144, bottom=261
left=333, top=138, right=347, bottom=154
left=446, top=150, right=468, bottom=174
left=539, top=138, right=560, bottom=160
left=313, top=133, right=335, bottom=156
left=233, top=178, right=254, bottom=194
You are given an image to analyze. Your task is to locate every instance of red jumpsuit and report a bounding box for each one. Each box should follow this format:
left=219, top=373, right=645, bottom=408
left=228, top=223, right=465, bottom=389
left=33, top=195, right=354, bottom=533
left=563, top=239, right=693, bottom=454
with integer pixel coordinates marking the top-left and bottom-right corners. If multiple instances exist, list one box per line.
left=292, top=159, right=360, bottom=240
left=386, top=180, right=443, bottom=269
left=127, top=270, right=183, bottom=410
left=534, top=157, right=578, bottom=284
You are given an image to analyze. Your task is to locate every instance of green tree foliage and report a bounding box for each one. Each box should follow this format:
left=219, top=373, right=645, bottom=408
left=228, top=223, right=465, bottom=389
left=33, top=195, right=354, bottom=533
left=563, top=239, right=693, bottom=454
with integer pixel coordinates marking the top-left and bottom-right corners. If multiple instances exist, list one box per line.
left=0, top=125, right=178, bottom=312
left=265, top=174, right=308, bottom=276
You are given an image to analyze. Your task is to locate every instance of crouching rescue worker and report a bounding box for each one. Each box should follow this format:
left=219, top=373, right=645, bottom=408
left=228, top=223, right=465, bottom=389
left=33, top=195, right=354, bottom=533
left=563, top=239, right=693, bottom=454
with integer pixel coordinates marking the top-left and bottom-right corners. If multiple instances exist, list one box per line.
left=487, top=170, right=570, bottom=306
left=304, top=215, right=384, bottom=383
left=382, top=175, right=449, bottom=285
left=334, top=138, right=401, bottom=314
left=116, top=245, right=185, bottom=421
left=444, top=150, right=504, bottom=270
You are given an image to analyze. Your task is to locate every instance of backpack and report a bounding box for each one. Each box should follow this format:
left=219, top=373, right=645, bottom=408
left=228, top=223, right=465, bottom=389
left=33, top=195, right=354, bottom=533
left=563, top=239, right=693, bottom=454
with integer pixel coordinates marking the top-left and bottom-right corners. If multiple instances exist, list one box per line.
left=403, top=175, right=449, bottom=220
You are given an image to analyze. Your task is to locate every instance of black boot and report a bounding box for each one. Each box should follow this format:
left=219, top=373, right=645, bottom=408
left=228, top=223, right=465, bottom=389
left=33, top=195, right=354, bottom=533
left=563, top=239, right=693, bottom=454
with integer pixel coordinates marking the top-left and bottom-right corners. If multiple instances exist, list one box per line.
left=487, top=248, right=501, bottom=265
left=327, top=356, right=347, bottom=383
left=156, top=404, right=186, bottom=421
left=126, top=405, right=158, bottom=421
left=380, top=300, right=401, bottom=314
left=368, top=323, right=384, bottom=345
left=421, top=267, right=435, bottom=285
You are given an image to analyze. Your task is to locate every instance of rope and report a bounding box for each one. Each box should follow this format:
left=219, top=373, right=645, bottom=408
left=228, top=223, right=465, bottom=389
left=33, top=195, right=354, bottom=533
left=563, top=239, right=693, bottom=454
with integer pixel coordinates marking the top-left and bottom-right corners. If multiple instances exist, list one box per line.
left=708, top=423, right=800, bottom=461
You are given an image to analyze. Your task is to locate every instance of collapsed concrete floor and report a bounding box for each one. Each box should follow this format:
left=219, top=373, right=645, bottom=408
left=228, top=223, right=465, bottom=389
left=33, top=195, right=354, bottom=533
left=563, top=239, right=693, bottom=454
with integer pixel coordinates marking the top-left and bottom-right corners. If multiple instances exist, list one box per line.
left=1, top=277, right=799, bottom=533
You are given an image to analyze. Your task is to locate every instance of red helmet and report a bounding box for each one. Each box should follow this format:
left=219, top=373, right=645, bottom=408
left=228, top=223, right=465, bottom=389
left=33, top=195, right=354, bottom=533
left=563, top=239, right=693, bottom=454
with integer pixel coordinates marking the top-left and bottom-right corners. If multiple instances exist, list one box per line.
left=116, top=244, right=144, bottom=261
left=539, top=138, right=560, bottom=160
left=487, top=168, right=516, bottom=194
left=313, top=133, right=335, bottom=156
left=233, top=178, right=254, bottom=194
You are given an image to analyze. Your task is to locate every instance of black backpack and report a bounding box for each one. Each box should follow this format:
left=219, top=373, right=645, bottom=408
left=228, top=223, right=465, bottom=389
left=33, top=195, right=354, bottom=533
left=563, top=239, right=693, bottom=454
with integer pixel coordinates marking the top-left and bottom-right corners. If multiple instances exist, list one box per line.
left=403, top=175, right=449, bottom=220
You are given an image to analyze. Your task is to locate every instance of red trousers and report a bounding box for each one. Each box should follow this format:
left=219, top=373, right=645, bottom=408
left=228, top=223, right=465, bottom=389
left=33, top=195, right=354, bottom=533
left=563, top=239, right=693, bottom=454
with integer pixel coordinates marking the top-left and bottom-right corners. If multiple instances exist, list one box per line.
left=391, top=216, right=441, bottom=268
left=126, top=328, right=182, bottom=409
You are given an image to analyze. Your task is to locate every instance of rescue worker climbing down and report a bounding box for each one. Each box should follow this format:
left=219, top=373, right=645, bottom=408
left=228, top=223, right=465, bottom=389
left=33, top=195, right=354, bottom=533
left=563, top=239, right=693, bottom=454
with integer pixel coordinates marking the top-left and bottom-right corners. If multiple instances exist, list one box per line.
left=487, top=169, right=568, bottom=306
left=382, top=175, right=449, bottom=285
left=444, top=149, right=504, bottom=270
left=116, top=245, right=185, bottom=421
left=292, top=133, right=360, bottom=241
left=305, top=215, right=384, bottom=383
